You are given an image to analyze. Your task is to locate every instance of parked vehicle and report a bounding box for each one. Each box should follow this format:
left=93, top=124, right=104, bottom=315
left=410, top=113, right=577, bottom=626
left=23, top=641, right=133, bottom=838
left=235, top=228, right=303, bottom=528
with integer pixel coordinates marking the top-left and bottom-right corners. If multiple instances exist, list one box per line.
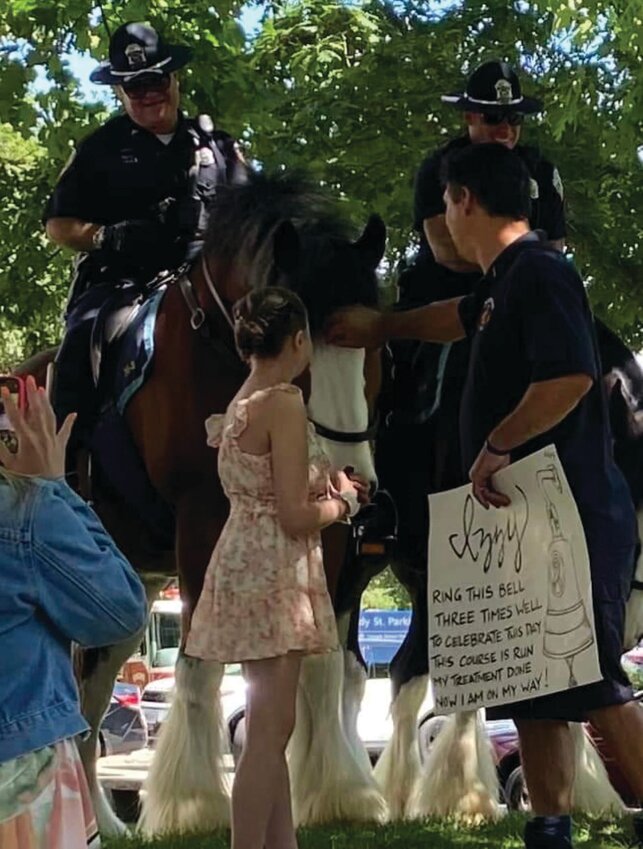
left=120, top=596, right=182, bottom=690
left=99, top=681, right=147, bottom=757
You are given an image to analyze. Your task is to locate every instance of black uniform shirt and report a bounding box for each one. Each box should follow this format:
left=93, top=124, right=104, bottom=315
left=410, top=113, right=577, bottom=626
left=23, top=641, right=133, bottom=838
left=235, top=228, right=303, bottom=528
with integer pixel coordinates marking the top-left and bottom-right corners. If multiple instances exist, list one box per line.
left=458, top=233, right=636, bottom=562
left=385, top=135, right=566, bottom=430
left=44, top=112, right=237, bottom=292
left=413, top=134, right=566, bottom=262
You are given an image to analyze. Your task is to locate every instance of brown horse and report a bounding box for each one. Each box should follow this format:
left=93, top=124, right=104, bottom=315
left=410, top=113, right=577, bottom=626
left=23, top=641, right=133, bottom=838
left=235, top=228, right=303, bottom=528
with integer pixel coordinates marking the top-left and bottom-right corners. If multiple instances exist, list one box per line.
left=18, top=172, right=388, bottom=836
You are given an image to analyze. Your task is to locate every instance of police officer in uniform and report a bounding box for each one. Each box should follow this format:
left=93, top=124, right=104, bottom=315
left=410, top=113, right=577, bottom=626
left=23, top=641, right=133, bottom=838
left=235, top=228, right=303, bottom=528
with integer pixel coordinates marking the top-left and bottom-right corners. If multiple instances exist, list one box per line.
left=44, top=21, right=245, bottom=441
left=374, top=60, right=566, bottom=693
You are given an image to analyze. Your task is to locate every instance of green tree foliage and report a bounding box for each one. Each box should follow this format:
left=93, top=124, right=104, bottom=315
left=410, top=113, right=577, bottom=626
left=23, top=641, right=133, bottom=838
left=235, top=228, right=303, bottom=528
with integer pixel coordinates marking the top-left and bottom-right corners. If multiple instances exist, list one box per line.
left=362, top=566, right=411, bottom=609
left=0, top=0, right=641, bottom=366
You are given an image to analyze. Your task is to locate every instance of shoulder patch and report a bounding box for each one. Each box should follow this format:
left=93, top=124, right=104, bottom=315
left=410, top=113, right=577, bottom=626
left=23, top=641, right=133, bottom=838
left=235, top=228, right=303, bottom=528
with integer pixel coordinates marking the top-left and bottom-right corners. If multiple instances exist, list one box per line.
left=529, top=178, right=539, bottom=200
left=552, top=167, right=564, bottom=200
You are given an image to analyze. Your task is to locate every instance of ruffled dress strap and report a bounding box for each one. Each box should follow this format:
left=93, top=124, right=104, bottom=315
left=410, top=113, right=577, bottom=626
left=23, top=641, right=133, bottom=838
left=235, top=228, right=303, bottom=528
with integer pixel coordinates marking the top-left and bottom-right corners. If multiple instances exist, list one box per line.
left=205, top=414, right=226, bottom=448
left=261, top=382, right=303, bottom=400
left=230, top=384, right=302, bottom=438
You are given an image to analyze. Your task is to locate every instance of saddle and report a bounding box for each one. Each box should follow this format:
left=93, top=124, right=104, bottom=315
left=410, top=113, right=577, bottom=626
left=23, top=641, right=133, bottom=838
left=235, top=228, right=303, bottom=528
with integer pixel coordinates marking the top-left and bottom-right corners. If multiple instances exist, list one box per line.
left=60, top=278, right=175, bottom=549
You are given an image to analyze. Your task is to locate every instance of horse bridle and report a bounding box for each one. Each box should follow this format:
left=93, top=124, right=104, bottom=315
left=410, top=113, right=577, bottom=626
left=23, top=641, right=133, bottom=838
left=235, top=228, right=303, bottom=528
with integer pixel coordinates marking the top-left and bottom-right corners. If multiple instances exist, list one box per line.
left=178, top=257, right=247, bottom=377
left=310, top=418, right=378, bottom=445
left=180, top=257, right=377, bottom=444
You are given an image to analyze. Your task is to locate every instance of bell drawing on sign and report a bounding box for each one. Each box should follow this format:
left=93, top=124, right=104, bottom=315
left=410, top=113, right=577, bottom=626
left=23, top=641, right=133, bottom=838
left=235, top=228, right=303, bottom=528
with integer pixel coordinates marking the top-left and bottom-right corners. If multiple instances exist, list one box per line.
left=537, top=466, right=594, bottom=687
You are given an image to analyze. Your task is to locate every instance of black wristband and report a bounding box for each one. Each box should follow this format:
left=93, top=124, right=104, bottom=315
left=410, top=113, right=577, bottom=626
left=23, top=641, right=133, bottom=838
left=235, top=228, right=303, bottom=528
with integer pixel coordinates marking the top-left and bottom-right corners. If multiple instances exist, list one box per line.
left=485, top=438, right=510, bottom=457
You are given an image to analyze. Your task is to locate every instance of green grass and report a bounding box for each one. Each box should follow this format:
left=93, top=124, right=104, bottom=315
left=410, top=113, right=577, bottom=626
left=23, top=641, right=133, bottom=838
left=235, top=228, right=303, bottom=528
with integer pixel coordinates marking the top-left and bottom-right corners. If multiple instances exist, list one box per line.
left=105, top=814, right=634, bottom=848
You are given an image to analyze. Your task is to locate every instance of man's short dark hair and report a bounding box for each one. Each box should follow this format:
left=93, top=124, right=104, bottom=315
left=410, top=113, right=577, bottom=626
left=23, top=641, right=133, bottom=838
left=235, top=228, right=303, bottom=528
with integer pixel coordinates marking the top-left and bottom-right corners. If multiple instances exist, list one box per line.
left=441, top=143, right=531, bottom=221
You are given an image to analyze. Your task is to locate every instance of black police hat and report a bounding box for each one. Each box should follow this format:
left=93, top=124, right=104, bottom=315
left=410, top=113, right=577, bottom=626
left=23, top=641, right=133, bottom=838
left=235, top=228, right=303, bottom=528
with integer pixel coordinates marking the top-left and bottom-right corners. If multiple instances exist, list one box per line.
left=441, top=60, right=542, bottom=114
left=90, top=22, right=192, bottom=85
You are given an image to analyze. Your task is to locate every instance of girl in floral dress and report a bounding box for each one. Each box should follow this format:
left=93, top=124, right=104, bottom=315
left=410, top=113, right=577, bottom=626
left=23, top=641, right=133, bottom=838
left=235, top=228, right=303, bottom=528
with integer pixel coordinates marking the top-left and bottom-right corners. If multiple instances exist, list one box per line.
left=186, top=287, right=361, bottom=849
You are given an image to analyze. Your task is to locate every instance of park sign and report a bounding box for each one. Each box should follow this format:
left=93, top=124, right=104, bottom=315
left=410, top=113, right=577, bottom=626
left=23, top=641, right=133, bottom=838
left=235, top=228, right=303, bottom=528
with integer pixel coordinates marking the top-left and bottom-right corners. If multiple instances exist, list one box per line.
left=427, top=445, right=602, bottom=715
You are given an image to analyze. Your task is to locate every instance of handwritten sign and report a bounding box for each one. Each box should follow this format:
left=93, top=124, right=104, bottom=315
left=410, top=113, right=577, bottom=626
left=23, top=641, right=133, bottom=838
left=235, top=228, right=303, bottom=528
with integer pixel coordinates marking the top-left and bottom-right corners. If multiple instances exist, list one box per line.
left=428, top=445, right=602, bottom=714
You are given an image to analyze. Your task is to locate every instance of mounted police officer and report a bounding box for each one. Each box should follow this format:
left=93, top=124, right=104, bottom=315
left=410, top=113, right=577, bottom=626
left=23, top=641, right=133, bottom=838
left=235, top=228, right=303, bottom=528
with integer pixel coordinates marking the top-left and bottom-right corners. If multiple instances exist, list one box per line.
left=43, top=21, right=246, bottom=443
left=375, top=60, right=566, bottom=696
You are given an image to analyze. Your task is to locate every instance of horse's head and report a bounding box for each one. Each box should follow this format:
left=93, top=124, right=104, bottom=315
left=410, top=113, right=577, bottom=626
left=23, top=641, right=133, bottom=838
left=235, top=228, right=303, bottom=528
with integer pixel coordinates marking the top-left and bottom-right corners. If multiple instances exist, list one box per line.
left=271, top=214, right=386, bottom=335
left=201, top=171, right=387, bottom=484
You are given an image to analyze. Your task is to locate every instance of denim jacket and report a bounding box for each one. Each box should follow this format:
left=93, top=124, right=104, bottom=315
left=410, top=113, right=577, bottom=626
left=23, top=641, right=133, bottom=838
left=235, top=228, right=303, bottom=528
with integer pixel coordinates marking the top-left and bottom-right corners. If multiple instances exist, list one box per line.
left=0, top=476, right=147, bottom=763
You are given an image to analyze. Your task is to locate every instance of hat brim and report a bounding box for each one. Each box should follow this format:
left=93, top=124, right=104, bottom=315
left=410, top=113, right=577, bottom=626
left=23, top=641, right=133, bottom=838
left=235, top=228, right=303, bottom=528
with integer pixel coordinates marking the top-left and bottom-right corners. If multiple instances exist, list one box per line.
left=89, top=44, right=192, bottom=85
left=441, top=93, right=543, bottom=114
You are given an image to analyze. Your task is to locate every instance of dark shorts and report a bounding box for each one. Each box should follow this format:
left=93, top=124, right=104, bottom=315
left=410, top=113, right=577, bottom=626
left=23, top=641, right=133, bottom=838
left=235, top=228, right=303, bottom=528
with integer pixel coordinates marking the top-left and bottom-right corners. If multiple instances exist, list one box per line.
left=487, top=544, right=636, bottom=723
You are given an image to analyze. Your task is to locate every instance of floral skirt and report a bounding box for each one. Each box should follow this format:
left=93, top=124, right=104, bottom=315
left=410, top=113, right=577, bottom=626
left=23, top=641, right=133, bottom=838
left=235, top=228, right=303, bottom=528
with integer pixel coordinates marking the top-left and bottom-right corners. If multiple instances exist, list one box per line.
left=0, top=738, right=100, bottom=849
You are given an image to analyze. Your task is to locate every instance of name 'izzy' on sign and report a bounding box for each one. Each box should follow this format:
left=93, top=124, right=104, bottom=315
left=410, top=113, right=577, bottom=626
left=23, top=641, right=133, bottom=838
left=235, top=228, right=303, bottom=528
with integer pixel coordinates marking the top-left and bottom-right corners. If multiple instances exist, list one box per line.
left=427, top=446, right=602, bottom=715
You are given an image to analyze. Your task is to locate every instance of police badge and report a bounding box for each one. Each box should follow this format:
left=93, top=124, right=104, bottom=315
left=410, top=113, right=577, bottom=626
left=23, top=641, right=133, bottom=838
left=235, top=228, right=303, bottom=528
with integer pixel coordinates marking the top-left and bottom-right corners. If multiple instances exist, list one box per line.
left=125, top=43, right=147, bottom=70
left=494, top=78, right=513, bottom=105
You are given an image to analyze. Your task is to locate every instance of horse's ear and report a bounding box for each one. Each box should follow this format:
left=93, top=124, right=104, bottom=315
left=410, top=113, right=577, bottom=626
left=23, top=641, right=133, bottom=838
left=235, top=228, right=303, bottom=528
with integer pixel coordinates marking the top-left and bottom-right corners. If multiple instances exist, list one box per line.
left=353, top=214, right=386, bottom=268
left=273, top=220, right=300, bottom=276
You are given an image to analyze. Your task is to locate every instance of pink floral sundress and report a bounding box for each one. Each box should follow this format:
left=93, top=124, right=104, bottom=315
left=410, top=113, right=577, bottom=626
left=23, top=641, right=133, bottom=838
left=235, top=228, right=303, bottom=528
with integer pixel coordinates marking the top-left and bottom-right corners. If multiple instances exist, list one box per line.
left=185, top=383, right=339, bottom=662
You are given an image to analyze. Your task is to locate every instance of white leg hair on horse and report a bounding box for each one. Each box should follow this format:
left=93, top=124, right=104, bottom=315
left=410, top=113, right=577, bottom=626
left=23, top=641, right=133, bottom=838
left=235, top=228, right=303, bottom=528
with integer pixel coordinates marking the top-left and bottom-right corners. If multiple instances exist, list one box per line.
left=341, top=648, right=372, bottom=775
left=77, top=632, right=145, bottom=838
left=138, top=655, right=230, bottom=835
left=570, top=722, right=624, bottom=814
left=287, top=650, right=388, bottom=826
left=373, top=674, right=427, bottom=820
left=624, top=509, right=643, bottom=651
left=409, top=709, right=500, bottom=823
left=334, top=610, right=372, bottom=775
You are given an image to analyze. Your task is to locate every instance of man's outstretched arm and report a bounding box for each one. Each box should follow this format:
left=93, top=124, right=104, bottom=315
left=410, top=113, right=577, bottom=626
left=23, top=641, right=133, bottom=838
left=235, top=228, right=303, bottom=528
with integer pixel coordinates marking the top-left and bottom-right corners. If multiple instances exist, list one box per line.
left=325, top=297, right=466, bottom=349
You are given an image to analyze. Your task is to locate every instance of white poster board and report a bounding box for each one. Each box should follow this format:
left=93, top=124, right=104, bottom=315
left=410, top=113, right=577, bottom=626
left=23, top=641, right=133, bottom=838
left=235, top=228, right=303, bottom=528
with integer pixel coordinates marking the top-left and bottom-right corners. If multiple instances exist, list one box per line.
left=428, top=445, right=602, bottom=715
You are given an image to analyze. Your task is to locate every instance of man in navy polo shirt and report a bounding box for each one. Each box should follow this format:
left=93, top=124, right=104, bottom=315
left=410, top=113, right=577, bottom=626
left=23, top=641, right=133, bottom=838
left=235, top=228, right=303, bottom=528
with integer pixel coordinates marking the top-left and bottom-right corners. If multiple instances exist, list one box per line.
left=327, top=143, right=643, bottom=849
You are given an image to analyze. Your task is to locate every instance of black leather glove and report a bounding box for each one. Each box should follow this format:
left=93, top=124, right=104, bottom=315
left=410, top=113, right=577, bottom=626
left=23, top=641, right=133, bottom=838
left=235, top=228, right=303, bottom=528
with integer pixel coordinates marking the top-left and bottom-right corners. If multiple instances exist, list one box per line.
left=97, top=219, right=171, bottom=259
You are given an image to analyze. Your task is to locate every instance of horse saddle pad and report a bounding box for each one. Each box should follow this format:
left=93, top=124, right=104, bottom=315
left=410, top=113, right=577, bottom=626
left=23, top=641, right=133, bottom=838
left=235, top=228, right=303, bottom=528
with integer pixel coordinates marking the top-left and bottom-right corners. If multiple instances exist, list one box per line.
left=84, top=285, right=166, bottom=414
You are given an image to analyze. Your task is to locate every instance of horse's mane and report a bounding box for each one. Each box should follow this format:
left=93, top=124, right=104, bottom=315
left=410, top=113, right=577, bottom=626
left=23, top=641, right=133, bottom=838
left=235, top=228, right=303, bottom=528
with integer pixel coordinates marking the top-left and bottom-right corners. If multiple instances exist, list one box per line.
left=203, top=171, right=371, bottom=331
left=205, top=170, right=352, bottom=267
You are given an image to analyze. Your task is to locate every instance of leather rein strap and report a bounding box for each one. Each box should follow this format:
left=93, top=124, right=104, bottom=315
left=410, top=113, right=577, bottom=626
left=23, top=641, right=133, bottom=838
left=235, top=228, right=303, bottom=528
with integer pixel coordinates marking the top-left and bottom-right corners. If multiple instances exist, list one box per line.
left=178, top=258, right=247, bottom=378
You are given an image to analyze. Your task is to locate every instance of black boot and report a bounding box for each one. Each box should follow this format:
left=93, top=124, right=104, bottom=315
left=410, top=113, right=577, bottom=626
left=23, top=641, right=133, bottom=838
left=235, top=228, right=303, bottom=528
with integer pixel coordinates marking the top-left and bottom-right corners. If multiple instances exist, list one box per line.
left=524, top=817, right=573, bottom=849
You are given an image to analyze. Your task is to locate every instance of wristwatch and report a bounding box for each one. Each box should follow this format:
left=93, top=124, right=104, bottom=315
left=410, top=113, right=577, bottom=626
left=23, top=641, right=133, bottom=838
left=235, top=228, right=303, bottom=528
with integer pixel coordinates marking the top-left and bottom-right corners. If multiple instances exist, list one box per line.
left=338, top=489, right=360, bottom=519
left=92, top=225, right=107, bottom=251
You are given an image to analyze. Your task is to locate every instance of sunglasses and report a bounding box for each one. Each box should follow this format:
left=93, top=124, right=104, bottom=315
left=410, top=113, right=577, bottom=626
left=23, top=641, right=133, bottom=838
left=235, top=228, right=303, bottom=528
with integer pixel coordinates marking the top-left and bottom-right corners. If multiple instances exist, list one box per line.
left=481, top=112, right=525, bottom=127
left=122, top=74, right=171, bottom=99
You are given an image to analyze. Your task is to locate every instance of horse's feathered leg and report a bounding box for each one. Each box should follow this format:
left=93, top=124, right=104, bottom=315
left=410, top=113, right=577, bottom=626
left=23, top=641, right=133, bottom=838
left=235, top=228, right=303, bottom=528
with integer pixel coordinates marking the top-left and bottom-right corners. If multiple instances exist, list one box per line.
left=570, top=722, right=624, bottom=814
left=373, top=565, right=430, bottom=819
left=373, top=674, right=428, bottom=819
left=77, top=632, right=146, bottom=837
left=288, top=649, right=388, bottom=825
left=138, top=654, right=230, bottom=834
left=410, top=708, right=501, bottom=823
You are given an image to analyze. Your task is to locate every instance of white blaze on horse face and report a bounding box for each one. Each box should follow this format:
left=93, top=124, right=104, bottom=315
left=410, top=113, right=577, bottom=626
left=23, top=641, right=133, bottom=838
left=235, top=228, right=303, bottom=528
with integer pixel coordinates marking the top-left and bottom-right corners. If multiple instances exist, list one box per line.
left=307, top=342, right=377, bottom=487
